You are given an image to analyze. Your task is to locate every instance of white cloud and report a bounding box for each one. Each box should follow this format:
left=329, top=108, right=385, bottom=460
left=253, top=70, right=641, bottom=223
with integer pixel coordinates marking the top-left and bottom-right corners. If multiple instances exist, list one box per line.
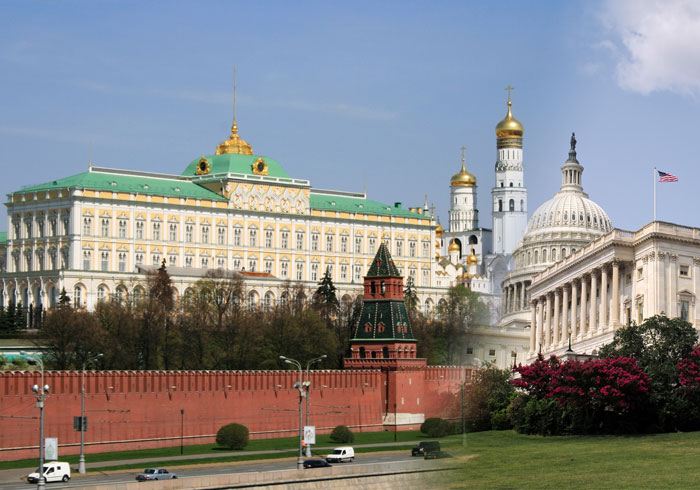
left=602, top=0, right=700, bottom=96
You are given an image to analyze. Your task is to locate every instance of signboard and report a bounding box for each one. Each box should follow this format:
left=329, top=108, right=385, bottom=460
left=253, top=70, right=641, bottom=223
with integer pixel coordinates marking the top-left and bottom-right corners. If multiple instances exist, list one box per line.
left=45, top=438, right=58, bottom=461
left=73, top=416, right=88, bottom=431
left=303, top=426, right=316, bottom=445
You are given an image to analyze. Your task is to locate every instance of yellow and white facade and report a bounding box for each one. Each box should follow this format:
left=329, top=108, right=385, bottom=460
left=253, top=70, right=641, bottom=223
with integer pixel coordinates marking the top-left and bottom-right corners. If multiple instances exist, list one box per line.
left=1, top=118, right=442, bottom=312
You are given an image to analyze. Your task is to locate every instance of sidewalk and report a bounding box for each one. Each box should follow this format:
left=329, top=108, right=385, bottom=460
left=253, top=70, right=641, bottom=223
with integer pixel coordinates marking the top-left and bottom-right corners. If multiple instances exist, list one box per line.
left=0, top=440, right=418, bottom=484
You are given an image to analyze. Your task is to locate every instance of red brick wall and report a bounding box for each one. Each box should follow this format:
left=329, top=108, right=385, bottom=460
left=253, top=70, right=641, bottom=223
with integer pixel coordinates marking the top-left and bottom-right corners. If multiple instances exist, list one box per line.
left=0, top=367, right=469, bottom=460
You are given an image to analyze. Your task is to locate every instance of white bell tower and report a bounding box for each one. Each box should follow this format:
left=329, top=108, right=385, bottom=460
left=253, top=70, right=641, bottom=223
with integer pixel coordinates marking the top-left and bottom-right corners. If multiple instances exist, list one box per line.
left=492, top=87, right=528, bottom=255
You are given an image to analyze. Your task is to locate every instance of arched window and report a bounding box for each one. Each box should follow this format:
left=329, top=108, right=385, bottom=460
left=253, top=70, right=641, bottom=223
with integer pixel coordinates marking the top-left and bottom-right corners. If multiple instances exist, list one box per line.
left=498, top=200, right=503, bottom=212
left=382, top=346, right=389, bottom=359
left=380, top=281, right=386, bottom=295
left=509, top=199, right=515, bottom=211
left=73, top=285, right=83, bottom=308
left=371, top=351, right=377, bottom=359
left=359, top=347, right=366, bottom=359
left=97, top=285, right=107, bottom=303
left=520, top=199, right=524, bottom=211
left=509, top=182, right=513, bottom=187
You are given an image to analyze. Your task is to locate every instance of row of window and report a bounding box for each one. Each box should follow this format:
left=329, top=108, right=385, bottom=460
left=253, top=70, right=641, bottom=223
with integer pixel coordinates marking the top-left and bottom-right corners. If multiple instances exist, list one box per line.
left=12, top=215, right=70, bottom=240
left=76, top=250, right=431, bottom=285
left=75, top=218, right=431, bottom=257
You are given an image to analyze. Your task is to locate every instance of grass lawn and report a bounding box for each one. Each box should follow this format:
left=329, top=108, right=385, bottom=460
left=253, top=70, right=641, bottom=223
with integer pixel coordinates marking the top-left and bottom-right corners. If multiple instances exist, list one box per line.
left=0, top=430, right=428, bottom=471
left=440, top=430, right=700, bottom=489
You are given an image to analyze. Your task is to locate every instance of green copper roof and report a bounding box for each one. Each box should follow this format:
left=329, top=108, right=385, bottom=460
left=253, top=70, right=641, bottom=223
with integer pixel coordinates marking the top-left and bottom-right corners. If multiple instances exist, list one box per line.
left=366, top=242, right=401, bottom=277
left=182, top=153, right=290, bottom=179
left=0, top=232, right=6, bottom=245
left=15, top=170, right=226, bottom=201
left=351, top=300, right=415, bottom=341
left=310, top=194, right=427, bottom=218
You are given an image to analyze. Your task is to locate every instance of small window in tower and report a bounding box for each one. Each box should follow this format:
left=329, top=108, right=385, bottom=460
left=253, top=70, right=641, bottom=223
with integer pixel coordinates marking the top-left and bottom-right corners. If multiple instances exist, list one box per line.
left=509, top=182, right=513, bottom=187
left=370, top=282, right=376, bottom=294
left=359, top=347, right=366, bottom=358
left=382, top=347, right=389, bottom=358
left=509, top=199, right=515, bottom=211
left=500, top=182, right=504, bottom=187
left=365, top=323, right=372, bottom=333
left=498, top=200, right=503, bottom=212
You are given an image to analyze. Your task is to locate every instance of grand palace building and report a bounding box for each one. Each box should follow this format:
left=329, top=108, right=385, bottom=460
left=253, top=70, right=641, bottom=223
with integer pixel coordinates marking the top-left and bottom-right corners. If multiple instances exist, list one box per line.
left=0, top=116, right=442, bottom=315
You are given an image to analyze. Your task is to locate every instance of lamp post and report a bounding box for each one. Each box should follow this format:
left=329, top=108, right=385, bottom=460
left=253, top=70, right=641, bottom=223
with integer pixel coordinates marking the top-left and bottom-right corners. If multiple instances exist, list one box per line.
left=280, top=355, right=304, bottom=470
left=304, top=355, right=326, bottom=457
left=180, top=409, right=185, bottom=455
left=21, top=351, right=48, bottom=490
left=79, top=353, right=102, bottom=474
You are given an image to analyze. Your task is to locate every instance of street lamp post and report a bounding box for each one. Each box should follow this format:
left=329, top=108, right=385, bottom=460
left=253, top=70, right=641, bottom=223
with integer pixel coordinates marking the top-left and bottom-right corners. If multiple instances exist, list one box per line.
left=280, top=356, right=304, bottom=470
left=304, top=355, right=326, bottom=457
left=21, top=351, right=49, bottom=490
left=79, top=353, right=102, bottom=474
left=180, top=409, right=185, bottom=455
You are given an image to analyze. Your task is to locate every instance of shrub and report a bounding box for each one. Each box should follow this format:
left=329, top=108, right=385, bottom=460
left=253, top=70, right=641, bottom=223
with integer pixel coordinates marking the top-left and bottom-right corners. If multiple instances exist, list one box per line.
left=420, top=417, right=452, bottom=437
left=216, top=423, right=249, bottom=449
left=330, top=425, right=354, bottom=443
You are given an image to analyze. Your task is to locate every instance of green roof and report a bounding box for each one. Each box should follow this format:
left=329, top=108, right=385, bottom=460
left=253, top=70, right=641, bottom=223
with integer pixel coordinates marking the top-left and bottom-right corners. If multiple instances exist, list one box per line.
left=16, top=171, right=226, bottom=201
left=0, top=232, right=6, bottom=245
left=351, top=300, right=415, bottom=341
left=310, top=193, right=427, bottom=219
left=366, top=242, right=400, bottom=277
left=182, top=153, right=290, bottom=178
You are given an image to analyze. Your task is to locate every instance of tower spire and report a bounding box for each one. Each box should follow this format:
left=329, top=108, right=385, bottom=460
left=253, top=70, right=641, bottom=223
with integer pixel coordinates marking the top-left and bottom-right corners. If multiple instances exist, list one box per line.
left=215, top=66, right=254, bottom=155
left=460, top=145, right=467, bottom=171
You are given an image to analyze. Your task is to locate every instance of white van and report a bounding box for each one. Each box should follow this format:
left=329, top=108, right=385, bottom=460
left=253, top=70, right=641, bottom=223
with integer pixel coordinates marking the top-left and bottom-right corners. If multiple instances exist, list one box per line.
left=325, top=446, right=355, bottom=463
left=27, top=461, right=71, bottom=483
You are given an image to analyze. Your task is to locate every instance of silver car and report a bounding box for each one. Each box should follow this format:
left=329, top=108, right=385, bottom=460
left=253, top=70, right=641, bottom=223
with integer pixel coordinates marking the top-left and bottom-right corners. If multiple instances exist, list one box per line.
left=135, top=468, right=178, bottom=481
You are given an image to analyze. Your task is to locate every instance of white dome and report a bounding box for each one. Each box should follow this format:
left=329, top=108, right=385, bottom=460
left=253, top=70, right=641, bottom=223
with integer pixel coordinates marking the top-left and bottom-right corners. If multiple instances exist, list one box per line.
left=526, top=192, right=612, bottom=235
left=511, top=133, right=613, bottom=271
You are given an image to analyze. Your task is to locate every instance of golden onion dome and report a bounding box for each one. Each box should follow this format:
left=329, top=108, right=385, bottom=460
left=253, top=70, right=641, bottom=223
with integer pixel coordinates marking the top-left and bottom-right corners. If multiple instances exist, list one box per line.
left=435, top=222, right=444, bottom=237
left=450, top=162, right=477, bottom=187
left=448, top=239, right=460, bottom=252
left=495, top=100, right=524, bottom=138
left=466, top=248, right=478, bottom=265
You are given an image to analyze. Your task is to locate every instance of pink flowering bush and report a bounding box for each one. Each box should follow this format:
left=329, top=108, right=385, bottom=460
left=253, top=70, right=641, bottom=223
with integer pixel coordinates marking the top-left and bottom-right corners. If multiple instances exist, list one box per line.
left=679, top=346, right=700, bottom=389
left=510, top=355, right=650, bottom=434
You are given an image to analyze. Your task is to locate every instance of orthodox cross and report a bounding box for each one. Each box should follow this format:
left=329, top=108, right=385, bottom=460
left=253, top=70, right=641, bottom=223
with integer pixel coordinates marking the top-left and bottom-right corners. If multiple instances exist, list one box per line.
left=429, top=203, right=436, bottom=217
left=505, top=85, right=515, bottom=102
left=460, top=145, right=466, bottom=164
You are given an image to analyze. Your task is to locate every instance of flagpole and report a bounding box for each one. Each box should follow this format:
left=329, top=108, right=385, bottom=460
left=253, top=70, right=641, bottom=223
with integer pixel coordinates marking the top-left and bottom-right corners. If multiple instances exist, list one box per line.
left=653, top=166, right=656, bottom=222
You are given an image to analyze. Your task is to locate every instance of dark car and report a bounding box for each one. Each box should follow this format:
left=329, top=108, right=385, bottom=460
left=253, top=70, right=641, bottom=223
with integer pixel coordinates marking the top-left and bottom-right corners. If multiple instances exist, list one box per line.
left=412, top=441, right=440, bottom=456
left=136, top=468, right=178, bottom=481
left=424, top=450, right=452, bottom=460
left=303, top=459, right=333, bottom=469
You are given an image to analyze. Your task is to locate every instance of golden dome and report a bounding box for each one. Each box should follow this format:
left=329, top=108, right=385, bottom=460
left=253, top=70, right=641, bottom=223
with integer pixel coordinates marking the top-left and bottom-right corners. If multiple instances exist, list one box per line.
left=435, top=222, right=444, bottom=237
left=466, top=248, right=478, bottom=265
left=216, top=121, right=253, bottom=155
left=495, top=100, right=524, bottom=138
left=448, top=239, right=460, bottom=252
left=450, top=162, right=477, bottom=187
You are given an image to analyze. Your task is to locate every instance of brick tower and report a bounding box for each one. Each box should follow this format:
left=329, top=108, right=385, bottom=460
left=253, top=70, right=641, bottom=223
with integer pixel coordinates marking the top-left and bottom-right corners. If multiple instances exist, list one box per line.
left=345, top=242, right=427, bottom=428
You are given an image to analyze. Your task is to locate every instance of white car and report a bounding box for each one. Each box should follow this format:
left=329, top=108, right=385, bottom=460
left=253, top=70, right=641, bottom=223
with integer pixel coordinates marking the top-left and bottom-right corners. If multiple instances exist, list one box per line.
left=27, top=462, right=71, bottom=483
left=325, top=446, right=355, bottom=463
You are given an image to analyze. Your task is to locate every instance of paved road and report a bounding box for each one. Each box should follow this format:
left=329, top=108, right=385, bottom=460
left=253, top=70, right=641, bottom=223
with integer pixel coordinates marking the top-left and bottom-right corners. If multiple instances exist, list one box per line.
left=0, top=451, right=424, bottom=489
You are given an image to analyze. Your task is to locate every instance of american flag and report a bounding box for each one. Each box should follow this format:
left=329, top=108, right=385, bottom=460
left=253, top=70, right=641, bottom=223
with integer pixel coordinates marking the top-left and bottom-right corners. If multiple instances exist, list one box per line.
left=658, top=170, right=678, bottom=182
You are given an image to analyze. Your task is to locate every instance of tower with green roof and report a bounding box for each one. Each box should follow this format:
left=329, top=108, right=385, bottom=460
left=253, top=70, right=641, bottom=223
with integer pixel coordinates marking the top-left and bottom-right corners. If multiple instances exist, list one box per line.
left=345, top=242, right=424, bottom=369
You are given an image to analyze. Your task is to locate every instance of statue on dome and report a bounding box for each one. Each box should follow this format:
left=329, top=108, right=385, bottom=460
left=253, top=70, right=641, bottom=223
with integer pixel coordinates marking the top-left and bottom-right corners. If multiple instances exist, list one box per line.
left=570, top=132, right=577, bottom=151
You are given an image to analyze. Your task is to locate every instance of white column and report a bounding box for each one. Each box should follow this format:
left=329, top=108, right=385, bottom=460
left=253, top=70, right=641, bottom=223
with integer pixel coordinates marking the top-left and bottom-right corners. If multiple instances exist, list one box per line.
left=562, top=285, right=570, bottom=346
left=612, top=260, right=620, bottom=327
left=553, top=289, right=561, bottom=347
left=536, top=298, right=544, bottom=354
left=589, top=271, right=598, bottom=336
left=571, top=280, right=578, bottom=339
left=545, top=294, right=552, bottom=351
left=579, top=276, right=587, bottom=338
left=529, top=300, right=537, bottom=354
left=520, top=281, right=525, bottom=311
left=600, top=266, right=608, bottom=332
left=669, top=254, right=678, bottom=318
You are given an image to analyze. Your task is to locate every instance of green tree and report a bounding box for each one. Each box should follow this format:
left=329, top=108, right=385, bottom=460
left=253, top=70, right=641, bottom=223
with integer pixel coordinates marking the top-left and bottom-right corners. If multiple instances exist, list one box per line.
left=599, top=315, right=697, bottom=431
left=466, top=363, right=515, bottom=431
left=433, top=285, right=487, bottom=364
left=312, top=268, right=339, bottom=323
left=403, top=277, right=419, bottom=318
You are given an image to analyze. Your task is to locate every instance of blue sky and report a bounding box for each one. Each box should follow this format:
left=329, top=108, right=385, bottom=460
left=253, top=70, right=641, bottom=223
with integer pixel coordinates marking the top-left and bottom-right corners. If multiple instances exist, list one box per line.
left=1, top=0, right=699, bottom=233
